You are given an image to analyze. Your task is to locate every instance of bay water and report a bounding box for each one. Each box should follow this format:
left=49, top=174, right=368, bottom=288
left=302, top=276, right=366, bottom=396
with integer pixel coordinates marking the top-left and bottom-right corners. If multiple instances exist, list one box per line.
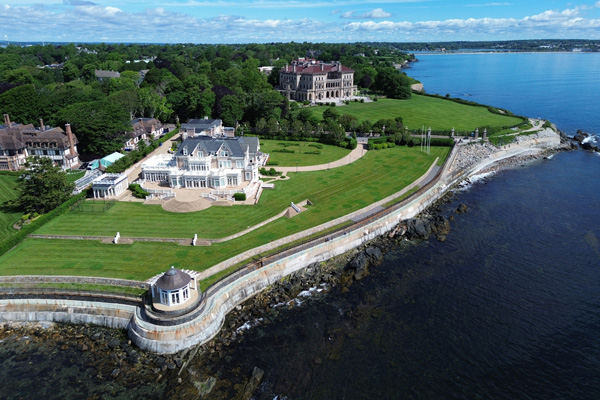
left=1, top=53, right=600, bottom=399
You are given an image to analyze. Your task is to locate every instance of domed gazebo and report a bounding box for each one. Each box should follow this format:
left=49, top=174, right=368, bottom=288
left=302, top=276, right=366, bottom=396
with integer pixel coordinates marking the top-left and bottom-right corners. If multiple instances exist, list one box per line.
left=151, top=266, right=199, bottom=309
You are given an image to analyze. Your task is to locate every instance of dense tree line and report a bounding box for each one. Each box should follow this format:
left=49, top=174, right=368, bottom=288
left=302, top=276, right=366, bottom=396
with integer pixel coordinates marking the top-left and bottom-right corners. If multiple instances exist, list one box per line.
left=0, top=42, right=414, bottom=155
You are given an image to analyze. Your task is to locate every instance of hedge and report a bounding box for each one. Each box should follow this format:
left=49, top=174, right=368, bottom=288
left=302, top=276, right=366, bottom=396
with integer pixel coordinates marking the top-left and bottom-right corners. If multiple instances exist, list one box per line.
left=233, top=193, right=247, bottom=201
left=128, top=184, right=150, bottom=199
left=0, top=189, right=90, bottom=256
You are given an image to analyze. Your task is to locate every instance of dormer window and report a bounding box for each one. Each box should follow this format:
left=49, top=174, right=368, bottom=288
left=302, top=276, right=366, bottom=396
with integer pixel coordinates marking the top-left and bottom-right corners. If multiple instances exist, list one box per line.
left=183, top=147, right=188, bottom=156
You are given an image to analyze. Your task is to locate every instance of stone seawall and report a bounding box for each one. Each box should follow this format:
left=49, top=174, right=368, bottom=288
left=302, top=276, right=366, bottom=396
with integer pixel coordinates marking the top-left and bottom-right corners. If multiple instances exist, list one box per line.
left=0, top=298, right=136, bottom=329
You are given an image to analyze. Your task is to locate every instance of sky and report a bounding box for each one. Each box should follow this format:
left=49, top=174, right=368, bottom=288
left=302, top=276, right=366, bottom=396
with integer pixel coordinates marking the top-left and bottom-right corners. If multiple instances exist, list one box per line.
left=2, top=0, right=600, bottom=44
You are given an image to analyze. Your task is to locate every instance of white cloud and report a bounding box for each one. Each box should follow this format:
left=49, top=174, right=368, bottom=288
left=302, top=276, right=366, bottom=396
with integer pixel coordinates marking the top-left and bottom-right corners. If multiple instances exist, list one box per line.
left=344, top=5, right=600, bottom=38
left=341, top=7, right=391, bottom=19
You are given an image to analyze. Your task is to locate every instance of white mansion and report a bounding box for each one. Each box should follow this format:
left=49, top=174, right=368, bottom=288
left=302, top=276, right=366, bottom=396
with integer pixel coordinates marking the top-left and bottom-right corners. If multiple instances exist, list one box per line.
left=141, top=136, right=265, bottom=189
left=278, top=58, right=357, bottom=102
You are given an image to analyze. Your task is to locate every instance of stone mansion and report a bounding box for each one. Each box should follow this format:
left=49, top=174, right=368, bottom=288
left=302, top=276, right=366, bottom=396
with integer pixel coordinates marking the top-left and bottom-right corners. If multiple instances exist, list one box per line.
left=278, top=58, right=357, bottom=102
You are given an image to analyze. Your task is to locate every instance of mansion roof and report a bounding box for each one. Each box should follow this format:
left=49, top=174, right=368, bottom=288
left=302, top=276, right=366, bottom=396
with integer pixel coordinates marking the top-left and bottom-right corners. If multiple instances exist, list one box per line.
left=177, top=136, right=259, bottom=159
left=281, top=61, right=354, bottom=75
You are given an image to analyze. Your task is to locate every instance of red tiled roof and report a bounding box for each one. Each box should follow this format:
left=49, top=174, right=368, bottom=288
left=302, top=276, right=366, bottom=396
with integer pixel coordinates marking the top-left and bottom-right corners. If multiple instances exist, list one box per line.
left=281, top=62, right=354, bottom=74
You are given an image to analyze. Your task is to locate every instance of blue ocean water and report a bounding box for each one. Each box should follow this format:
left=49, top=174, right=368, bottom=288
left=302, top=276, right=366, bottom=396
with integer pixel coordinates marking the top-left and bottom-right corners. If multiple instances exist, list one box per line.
left=407, top=52, right=600, bottom=135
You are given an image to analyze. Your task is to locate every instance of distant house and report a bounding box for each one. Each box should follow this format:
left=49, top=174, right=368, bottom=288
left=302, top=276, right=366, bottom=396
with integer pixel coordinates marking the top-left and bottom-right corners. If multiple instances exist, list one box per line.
left=0, top=114, right=80, bottom=171
left=141, top=136, right=265, bottom=189
left=124, top=117, right=163, bottom=151
left=95, top=70, right=120, bottom=80
left=91, top=173, right=128, bottom=199
left=180, top=117, right=235, bottom=139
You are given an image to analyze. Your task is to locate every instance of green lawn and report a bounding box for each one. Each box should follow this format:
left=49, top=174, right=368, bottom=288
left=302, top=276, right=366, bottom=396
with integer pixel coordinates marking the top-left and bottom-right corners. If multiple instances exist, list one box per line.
left=0, top=173, right=21, bottom=241
left=0, top=146, right=450, bottom=280
left=260, top=139, right=351, bottom=166
left=308, top=95, right=524, bottom=131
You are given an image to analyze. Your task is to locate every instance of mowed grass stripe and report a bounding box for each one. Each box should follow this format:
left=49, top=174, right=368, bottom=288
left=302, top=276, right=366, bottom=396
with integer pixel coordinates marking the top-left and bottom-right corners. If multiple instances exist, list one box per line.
left=1, top=146, right=449, bottom=279
left=307, top=95, right=523, bottom=131
left=0, top=174, right=21, bottom=240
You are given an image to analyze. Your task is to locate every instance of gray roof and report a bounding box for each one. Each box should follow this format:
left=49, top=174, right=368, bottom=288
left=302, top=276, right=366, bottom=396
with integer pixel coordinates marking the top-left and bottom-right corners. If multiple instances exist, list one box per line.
left=238, top=136, right=259, bottom=155
left=177, top=136, right=248, bottom=158
left=181, top=118, right=222, bottom=133
left=156, top=268, right=191, bottom=291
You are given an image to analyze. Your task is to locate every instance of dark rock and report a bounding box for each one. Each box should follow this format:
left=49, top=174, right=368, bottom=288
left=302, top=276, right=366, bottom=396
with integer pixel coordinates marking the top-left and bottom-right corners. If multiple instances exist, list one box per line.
left=111, top=368, right=120, bottom=378
left=407, top=218, right=431, bottom=239
left=175, top=357, right=183, bottom=368
left=348, top=252, right=369, bottom=280
left=166, top=362, right=176, bottom=370
left=107, top=338, right=120, bottom=350
left=365, top=246, right=383, bottom=262
left=456, top=203, right=468, bottom=214
left=240, top=367, right=265, bottom=400
left=90, top=332, right=102, bottom=341
left=432, top=215, right=450, bottom=237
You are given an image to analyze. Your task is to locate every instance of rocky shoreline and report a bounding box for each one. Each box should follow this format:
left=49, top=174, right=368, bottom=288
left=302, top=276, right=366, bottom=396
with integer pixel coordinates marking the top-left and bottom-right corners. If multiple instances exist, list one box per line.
left=572, top=130, right=599, bottom=152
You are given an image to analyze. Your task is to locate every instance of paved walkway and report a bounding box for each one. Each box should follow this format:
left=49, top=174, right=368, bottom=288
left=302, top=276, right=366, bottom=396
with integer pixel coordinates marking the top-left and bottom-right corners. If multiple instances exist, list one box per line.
left=275, top=144, right=367, bottom=172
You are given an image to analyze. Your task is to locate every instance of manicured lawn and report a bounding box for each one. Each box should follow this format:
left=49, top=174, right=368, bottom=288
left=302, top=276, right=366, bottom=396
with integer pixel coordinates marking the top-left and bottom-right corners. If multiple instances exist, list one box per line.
left=0, top=173, right=21, bottom=241
left=0, top=146, right=450, bottom=280
left=260, top=139, right=351, bottom=166
left=308, top=95, right=524, bottom=131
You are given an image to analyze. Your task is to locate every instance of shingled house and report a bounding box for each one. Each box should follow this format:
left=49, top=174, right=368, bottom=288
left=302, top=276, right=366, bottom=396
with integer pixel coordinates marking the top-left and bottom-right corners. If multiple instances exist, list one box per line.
left=278, top=58, right=357, bottom=102
left=0, top=114, right=80, bottom=171
left=124, top=117, right=164, bottom=151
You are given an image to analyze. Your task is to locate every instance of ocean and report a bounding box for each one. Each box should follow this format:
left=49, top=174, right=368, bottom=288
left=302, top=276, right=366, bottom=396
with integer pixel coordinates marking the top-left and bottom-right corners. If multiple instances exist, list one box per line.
left=1, top=52, right=599, bottom=399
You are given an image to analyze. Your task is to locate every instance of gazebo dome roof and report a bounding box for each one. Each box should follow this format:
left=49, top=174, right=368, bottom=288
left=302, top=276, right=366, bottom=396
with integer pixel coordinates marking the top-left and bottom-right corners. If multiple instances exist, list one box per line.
left=155, top=267, right=191, bottom=291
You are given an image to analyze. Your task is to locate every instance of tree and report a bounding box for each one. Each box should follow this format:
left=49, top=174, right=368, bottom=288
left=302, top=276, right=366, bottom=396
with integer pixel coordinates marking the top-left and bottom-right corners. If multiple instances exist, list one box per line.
left=373, top=67, right=412, bottom=99
left=16, top=156, right=75, bottom=214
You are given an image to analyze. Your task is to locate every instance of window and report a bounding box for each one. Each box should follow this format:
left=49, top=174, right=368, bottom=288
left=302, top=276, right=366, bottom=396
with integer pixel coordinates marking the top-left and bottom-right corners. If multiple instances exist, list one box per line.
left=245, top=172, right=251, bottom=180
left=236, top=160, right=244, bottom=168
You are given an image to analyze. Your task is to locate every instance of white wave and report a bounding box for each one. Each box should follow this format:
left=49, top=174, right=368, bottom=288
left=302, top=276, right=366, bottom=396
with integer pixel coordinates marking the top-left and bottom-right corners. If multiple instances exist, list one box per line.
left=456, top=170, right=497, bottom=191
left=582, top=135, right=597, bottom=144
left=235, top=317, right=264, bottom=333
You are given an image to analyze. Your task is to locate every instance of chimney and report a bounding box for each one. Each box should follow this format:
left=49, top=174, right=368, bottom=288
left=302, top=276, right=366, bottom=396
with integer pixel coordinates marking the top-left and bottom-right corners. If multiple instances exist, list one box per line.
left=39, top=119, right=45, bottom=132
left=65, top=123, right=76, bottom=156
left=3, top=114, right=11, bottom=128
left=321, top=64, right=324, bottom=71
left=293, top=65, right=296, bottom=73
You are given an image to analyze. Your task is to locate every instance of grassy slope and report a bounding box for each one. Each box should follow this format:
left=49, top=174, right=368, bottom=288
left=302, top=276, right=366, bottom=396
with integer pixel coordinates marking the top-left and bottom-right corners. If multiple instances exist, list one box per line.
left=259, top=139, right=351, bottom=166
left=308, top=95, right=523, bottom=131
left=0, top=146, right=450, bottom=279
left=0, top=174, right=21, bottom=240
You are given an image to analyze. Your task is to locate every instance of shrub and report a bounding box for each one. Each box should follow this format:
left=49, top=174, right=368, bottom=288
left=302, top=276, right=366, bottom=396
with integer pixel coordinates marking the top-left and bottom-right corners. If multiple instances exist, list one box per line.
left=233, top=193, right=246, bottom=201
left=304, top=150, right=321, bottom=155
left=128, top=184, right=150, bottom=199
left=309, top=143, right=323, bottom=149
left=272, top=148, right=295, bottom=153
left=266, top=160, right=279, bottom=166
left=347, top=138, right=358, bottom=150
